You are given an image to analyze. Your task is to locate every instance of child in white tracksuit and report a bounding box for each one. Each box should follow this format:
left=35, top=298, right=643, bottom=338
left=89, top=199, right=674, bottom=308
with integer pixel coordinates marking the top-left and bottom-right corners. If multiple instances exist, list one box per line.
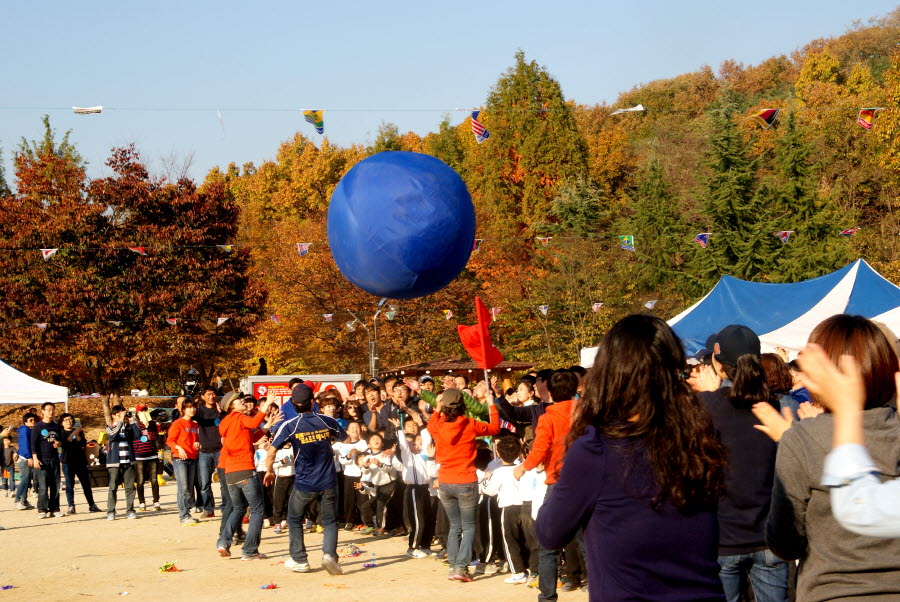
left=391, top=428, right=434, bottom=557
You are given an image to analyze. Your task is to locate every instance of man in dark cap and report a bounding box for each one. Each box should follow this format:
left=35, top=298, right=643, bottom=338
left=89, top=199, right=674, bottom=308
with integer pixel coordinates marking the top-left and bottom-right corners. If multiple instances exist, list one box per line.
left=265, top=384, right=348, bottom=576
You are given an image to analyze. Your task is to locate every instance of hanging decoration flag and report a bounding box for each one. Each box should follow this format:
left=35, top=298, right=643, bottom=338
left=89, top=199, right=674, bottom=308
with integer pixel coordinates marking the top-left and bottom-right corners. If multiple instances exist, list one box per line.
left=693, top=233, right=710, bottom=248
left=591, top=302, right=603, bottom=313
left=839, top=228, right=859, bottom=237
left=166, top=318, right=178, bottom=326
left=644, top=300, right=658, bottom=310
left=442, top=309, right=453, bottom=320
left=296, top=243, right=311, bottom=256
left=776, top=230, right=794, bottom=244
left=108, top=321, right=122, bottom=327
left=216, top=317, right=229, bottom=326
left=538, top=305, right=549, bottom=316
left=618, top=235, right=635, bottom=251
left=536, top=236, right=552, bottom=247
left=490, top=307, right=502, bottom=320
left=36, top=323, right=48, bottom=330
left=324, top=313, right=333, bottom=322
left=216, top=109, right=225, bottom=136
left=751, top=109, right=780, bottom=129
left=609, top=104, right=645, bottom=116
left=270, top=315, right=281, bottom=323
left=72, top=106, right=102, bottom=115
left=471, top=111, right=490, bottom=144
left=302, top=110, right=325, bottom=134
left=216, top=245, right=233, bottom=252
left=128, top=247, right=147, bottom=256
left=857, top=108, right=879, bottom=130
left=40, top=248, right=58, bottom=261
left=472, top=239, right=483, bottom=252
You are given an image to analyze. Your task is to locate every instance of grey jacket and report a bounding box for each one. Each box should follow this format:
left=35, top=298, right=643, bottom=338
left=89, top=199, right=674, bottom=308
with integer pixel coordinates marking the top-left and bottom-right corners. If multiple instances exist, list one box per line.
left=766, top=406, right=900, bottom=601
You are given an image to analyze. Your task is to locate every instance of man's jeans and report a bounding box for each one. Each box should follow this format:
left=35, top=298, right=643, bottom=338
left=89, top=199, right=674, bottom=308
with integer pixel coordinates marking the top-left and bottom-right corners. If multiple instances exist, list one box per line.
left=286, top=486, right=338, bottom=563
left=174, top=459, right=198, bottom=521
left=14, top=458, right=32, bottom=503
left=107, top=464, right=136, bottom=515
left=218, top=474, right=264, bottom=556
left=35, top=458, right=61, bottom=513
left=198, top=451, right=223, bottom=512
left=718, top=549, right=789, bottom=602
left=438, top=482, right=478, bottom=573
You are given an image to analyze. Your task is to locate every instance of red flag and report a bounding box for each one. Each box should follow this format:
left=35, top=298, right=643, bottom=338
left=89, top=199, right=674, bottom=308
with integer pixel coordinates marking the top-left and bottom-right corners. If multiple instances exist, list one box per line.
left=457, top=297, right=504, bottom=370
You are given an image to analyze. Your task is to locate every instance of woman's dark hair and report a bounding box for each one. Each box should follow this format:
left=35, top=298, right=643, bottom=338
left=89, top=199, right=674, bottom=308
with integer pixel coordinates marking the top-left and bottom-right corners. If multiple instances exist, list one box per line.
left=59, top=413, right=74, bottom=423
left=518, top=380, right=535, bottom=394
left=442, top=403, right=466, bottom=422
left=808, top=314, right=899, bottom=410
left=572, top=314, right=727, bottom=511
left=519, top=374, right=536, bottom=387
left=720, top=356, right=773, bottom=410
left=23, top=412, right=38, bottom=422
left=760, top=353, right=793, bottom=395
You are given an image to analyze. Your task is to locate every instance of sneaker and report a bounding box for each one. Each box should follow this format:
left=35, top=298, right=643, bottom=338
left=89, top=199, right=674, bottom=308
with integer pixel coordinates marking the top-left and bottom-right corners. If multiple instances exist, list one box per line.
left=484, top=562, right=501, bottom=575
left=505, top=572, right=529, bottom=585
left=284, top=558, right=310, bottom=573
left=343, top=522, right=354, bottom=531
left=450, top=572, right=473, bottom=583
left=241, top=552, right=268, bottom=561
left=138, top=503, right=146, bottom=512
left=321, top=553, right=343, bottom=575
left=362, top=526, right=375, bottom=534
left=14, top=502, right=26, bottom=510
left=242, top=516, right=250, bottom=525
left=470, top=562, right=487, bottom=576
left=527, top=577, right=539, bottom=589
left=126, top=512, right=138, bottom=520
left=406, top=548, right=428, bottom=559
left=88, top=505, right=102, bottom=513
left=273, top=524, right=282, bottom=535
left=217, top=546, right=231, bottom=558
left=37, top=512, right=48, bottom=519
left=153, top=503, right=162, bottom=511
left=180, top=517, right=199, bottom=525
left=233, top=531, right=246, bottom=543
left=201, top=511, right=216, bottom=519
left=23, top=501, right=34, bottom=510
left=264, top=518, right=271, bottom=528
left=107, top=513, right=116, bottom=521
left=67, top=507, right=76, bottom=515
left=560, top=581, right=581, bottom=592
left=388, top=527, right=406, bottom=537
left=315, top=524, right=325, bottom=534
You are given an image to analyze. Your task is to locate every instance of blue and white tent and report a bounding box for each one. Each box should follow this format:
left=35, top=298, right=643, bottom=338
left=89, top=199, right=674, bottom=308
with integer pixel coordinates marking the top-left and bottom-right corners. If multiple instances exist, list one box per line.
left=668, top=259, right=900, bottom=355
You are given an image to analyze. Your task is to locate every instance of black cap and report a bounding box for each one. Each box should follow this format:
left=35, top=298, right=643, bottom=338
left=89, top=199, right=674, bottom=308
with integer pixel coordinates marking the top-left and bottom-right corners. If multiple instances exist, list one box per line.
left=713, top=325, right=760, bottom=366
left=418, top=375, right=434, bottom=384
left=442, top=389, right=465, bottom=410
left=291, top=384, right=314, bottom=406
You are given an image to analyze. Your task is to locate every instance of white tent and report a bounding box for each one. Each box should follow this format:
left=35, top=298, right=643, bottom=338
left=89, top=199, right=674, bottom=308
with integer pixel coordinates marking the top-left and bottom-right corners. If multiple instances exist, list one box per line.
left=0, top=359, right=68, bottom=407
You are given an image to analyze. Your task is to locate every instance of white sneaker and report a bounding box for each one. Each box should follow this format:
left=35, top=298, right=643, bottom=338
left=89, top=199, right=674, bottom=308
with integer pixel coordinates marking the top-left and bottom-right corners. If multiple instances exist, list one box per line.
left=127, top=512, right=138, bottom=520
left=37, top=512, right=48, bottom=519
left=406, top=548, right=428, bottom=559
left=107, top=513, right=116, bottom=521
left=264, top=518, right=271, bottom=528
left=504, top=572, right=528, bottom=585
left=138, top=503, right=146, bottom=511
left=153, top=503, right=162, bottom=511
left=322, top=553, right=343, bottom=575
left=284, top=558, right=310, bottom=573
left=14, top=502, right=26, bottom=510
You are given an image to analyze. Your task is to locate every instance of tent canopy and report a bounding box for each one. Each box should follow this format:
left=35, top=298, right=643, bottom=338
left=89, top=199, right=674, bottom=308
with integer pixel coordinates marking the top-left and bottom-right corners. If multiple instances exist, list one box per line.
left=0, top=359, right=68, bottom=405
left=668, top=259, right=900, bottom=355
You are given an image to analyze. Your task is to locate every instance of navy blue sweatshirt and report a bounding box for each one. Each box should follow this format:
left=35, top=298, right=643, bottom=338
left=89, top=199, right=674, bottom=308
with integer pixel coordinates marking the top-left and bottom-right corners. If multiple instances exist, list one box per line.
left=699, top=388, right=778, bottom=555
left=536, top=425, right=724, bottom=602
left=31, top=420, right=63, bottom=463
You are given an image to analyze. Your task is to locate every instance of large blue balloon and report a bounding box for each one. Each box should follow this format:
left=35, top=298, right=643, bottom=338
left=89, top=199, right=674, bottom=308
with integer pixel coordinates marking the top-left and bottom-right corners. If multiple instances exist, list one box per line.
left=327, top=151, right=475, bottom=299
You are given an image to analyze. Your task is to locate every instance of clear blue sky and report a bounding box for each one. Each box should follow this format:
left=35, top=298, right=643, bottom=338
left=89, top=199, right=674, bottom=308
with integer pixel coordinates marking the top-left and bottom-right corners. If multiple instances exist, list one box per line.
left=1, top=1, right=896, bottom=184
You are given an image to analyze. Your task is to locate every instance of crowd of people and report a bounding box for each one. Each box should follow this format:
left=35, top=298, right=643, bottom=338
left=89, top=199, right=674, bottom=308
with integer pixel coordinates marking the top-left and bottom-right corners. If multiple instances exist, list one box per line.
left=4, top=312, right=900, bottom=601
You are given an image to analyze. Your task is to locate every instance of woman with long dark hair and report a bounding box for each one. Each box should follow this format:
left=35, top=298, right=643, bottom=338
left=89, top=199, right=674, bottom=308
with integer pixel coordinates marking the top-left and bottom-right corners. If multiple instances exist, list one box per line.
left=766, top=314, right=900, bottom=600
left=536, top=314, right=727, bottom=600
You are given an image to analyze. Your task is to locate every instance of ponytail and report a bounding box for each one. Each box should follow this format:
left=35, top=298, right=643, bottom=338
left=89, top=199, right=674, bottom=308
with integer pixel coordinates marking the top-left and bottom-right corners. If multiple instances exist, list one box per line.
left=726, top=354, right=773, bottom=410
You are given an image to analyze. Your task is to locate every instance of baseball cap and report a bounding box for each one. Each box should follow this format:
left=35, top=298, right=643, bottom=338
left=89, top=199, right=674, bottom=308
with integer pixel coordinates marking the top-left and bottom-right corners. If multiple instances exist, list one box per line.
left=442, top=389, right=465, bottom=409
left=135, top=403, right=148, bottom=412
left=418, top=375, right=434, bottom=384
left=713, top=325, right=760, bottom=366
left=291, top=384, right=314, bottom=406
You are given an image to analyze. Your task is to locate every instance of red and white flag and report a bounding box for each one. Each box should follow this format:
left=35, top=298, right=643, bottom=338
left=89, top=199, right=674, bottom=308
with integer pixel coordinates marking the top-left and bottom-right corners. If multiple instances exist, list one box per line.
left=166, top=318, right=178, bottom=326
left=216, top=317, right=229, bottom=326
left=128, top=247, right=147, bottom=256
left=41, top=248, right=58, bottom=261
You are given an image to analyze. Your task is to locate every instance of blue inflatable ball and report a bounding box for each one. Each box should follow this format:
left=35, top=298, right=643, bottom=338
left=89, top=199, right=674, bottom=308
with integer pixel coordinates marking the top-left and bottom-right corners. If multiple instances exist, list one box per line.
left=327, top=151, right=475, bottom=299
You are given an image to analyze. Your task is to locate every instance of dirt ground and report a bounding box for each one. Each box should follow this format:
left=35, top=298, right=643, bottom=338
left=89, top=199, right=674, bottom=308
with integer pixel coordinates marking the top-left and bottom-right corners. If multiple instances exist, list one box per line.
left=1, top=478, right=586, bottom=601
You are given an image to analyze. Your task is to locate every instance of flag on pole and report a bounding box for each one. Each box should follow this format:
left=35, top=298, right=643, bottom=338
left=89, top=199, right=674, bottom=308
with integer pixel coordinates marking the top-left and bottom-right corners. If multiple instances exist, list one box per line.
left=472, top=239, right=483, bottom=252
left=839, top=228, right=859, bottom=237
left=442, top=310, right=453, bottom=320
left=619, top=235, right=635, bottom=251
left=296, top=243, right=311, bottom=256
left=499, top=418, right=517, bottom=434
left=776, top=230, right=793, bottom=244
left=536, top=236, right=552, bottom=247
left=216, top=317, right=229, bottom=326
left=128, top=247, right=147, bottom=256
left=609, top=104, right=645, bottom=116
left=166, top=318, right=178, bottom=326
left=471, top=111, right=490, bottom=144
left=857, top=108, right=879, bottom=130
left=751, top=109, right=780, bottom=129
left=591, top=302, right=603, bottom=313
left=538, top=305, right=549, bottom=316
left=324, top=314, right=333, bottom=322
left=41, top=248, right=58, bottom=261
left=457, top=297, right=504, bottom=370
left=693, top=233, right=710, bottom=248
left=303, top=110, right=325, bottom=134
left=490, top=307, right=502, bottom=320
left=644, top=300, right=658, bottom=310
left=72, top=106, right=102, bottom=114
left=216, top=245, right=233, bottom=252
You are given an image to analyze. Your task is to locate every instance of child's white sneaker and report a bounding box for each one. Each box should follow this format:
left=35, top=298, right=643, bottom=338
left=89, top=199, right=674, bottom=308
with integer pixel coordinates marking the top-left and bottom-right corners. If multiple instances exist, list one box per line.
left=504, top=572, right=528, bottom=585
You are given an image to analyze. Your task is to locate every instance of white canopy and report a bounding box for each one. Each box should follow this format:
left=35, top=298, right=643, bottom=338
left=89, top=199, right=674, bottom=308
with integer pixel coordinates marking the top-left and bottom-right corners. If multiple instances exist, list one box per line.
left=0, top=359, right=68, bottom=406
